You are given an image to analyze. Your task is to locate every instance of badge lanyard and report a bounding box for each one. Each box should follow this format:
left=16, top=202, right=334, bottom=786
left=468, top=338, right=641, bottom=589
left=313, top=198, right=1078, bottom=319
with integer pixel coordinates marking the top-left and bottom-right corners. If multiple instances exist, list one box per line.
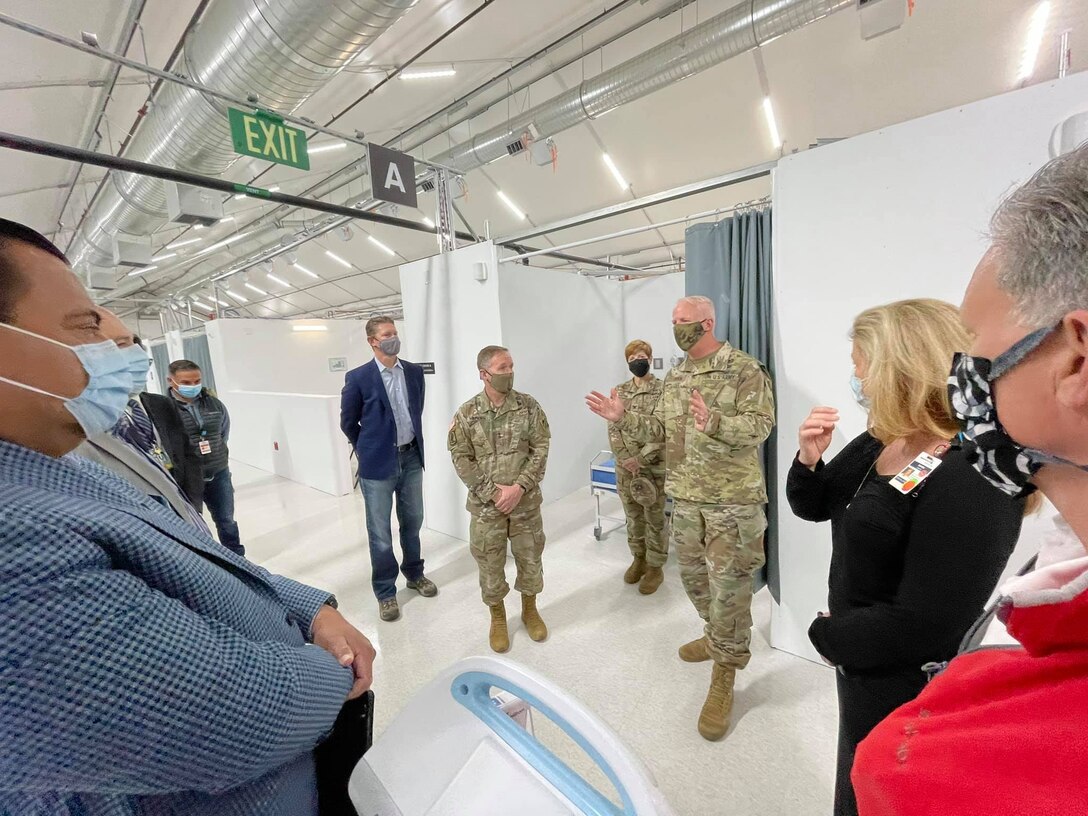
left=186, top=402, right=213, bottom=456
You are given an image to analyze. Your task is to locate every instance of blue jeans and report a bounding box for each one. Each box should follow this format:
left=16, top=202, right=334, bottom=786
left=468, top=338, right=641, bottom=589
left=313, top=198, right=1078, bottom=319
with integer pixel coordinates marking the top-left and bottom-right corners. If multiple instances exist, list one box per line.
left=360, top=445, right=425, bottom=600
left=204, top=468, right=244, bottom=556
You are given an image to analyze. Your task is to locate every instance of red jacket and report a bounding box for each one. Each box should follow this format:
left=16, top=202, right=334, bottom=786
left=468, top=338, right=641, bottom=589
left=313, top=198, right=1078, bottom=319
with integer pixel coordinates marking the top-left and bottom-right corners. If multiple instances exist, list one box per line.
left=852, top=554, right=1088, bottom=816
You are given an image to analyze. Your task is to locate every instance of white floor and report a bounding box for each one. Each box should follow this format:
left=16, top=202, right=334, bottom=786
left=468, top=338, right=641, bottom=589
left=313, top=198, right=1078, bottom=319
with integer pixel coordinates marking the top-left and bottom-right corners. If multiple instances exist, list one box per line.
left=228, top=461, right=838, bottom=816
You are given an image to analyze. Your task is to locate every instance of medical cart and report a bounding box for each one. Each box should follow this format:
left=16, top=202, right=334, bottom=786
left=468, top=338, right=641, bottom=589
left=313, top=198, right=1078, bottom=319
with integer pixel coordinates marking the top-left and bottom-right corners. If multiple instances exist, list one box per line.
left=350, top=656, right=677, bottom=815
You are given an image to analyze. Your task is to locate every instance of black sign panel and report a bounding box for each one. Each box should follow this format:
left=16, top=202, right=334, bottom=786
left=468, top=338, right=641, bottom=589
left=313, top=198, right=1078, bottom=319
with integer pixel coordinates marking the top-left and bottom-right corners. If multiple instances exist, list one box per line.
left=419, top=362, right=436, bottom=375
left=368, top=143, right=417, bottom=208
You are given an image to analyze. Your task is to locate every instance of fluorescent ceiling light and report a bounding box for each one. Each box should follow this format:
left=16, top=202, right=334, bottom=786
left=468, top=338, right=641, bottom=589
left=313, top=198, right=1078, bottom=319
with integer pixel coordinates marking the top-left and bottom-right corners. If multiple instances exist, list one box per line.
left=219, top=216, right=236, bottom=223
left=167, top=237, right=202, bottom=249
left=153, top=252, right=177, bottom=261
left=602, top=153, right=629, bottom=191
left=762, top=96, right=782, bottom=150
left=212, top=297, right=230, bottom=307
left=309, top=141, right=347, bottom=154
left=368, top=235, right=396, bottom=256
left=295, top=264, right=321, bottom=280
left=233, top=193, right=246, bottom=200
left=292, top=325, right=329, bottom=332
left=497, top=190, right=526, bottom=221
left=225, top=289, right=248, bottom=303
left=127, top=265, right=157, bottom=277
left=267, top=273, right=291, bottom=287
left=421, top=216, right=435, bottom=228
left=193, top=225, right=205, bottom=231
left=1018, top=1, right=1051, bottom=82
left=399, top=66, right=457, bottom=80
left=244, top=282, right=268, bottom=296
left=326, top=250, right=353, bottom=269
left=199, top=232, right=251, bottom=255
left=191, top=299, right=213, bottom=311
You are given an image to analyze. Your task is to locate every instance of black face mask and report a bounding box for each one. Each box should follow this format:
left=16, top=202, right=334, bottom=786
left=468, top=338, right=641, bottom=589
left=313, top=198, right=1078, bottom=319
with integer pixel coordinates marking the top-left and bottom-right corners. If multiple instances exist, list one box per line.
left=628, top=359, right=651, bottom=378
left=949, top=323, right=1087, bottom=498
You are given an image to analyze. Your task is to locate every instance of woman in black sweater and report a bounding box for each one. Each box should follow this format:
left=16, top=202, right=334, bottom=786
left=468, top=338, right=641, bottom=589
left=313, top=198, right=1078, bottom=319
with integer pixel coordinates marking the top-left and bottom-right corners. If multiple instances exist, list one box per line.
left=786, top=299, right=1030, bottom=816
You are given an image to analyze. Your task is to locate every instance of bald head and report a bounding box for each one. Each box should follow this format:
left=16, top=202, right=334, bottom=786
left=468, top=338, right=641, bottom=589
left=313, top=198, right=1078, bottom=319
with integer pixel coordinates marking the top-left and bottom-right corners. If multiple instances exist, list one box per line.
left=97, top=308, right=135, bottom=348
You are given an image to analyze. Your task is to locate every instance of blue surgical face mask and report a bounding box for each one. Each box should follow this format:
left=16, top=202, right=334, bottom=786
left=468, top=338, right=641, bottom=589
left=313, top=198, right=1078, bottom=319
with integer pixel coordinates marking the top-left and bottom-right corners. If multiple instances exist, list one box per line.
left=850, top=373, right=870, bottom=410
left=125, top=347, right=150, bottom=396
left=0, top=323, right=139, bottom=438
left=175, top=383, right=203, bottom=399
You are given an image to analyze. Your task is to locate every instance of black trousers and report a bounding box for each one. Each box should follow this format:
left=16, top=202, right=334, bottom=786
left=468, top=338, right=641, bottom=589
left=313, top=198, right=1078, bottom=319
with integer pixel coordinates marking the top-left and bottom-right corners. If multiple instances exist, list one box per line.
left=833, top=668, right=927, bottom=816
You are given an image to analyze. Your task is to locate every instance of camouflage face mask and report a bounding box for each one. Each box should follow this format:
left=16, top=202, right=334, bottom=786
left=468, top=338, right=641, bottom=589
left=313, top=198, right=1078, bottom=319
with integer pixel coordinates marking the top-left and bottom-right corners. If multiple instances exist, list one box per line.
left=673, top=321, right=706, bottom=352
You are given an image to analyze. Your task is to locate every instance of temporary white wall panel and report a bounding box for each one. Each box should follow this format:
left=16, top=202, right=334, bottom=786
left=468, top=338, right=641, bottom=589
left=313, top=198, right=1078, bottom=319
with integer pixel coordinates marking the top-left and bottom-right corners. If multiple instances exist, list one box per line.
left=771, top=74, right=1088, bottom=662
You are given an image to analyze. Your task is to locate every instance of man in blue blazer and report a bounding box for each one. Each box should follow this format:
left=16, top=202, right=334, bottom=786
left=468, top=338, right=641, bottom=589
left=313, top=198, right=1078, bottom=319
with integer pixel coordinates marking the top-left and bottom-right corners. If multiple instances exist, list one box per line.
left=0, top=219, right=374, bottom=815
left=340, top=316, right=436, bottom=621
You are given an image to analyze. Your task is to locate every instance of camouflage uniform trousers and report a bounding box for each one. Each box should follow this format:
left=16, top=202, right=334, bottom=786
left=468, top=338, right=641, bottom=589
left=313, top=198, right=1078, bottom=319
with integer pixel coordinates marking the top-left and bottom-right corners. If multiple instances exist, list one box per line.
left=469, top=503, right=546, bottom=606
left=616, top=469, right=668, bottom=567
left=671, top=499, right=767, bottom=669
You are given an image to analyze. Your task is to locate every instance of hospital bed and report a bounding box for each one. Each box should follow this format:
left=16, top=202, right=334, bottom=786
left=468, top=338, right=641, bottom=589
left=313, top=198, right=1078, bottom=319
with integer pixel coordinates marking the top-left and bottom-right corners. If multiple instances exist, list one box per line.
left=350, top=655, right=676, bottom=815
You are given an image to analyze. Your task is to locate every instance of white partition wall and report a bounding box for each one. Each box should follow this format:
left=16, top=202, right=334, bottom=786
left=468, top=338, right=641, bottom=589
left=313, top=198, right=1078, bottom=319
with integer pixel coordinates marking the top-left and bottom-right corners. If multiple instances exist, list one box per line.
left=770, top=75, right=1088, bottom=661
left=400, top=242, right=504, bottom=542
left=497, top=263, right=626, bottom=504
left=206, top=317, right=374, bottom=496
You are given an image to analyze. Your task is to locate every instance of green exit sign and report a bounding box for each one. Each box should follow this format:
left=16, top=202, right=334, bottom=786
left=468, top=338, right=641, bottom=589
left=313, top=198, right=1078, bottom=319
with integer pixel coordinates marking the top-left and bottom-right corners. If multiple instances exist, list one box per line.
left=228, top=108, right=310, bottom=171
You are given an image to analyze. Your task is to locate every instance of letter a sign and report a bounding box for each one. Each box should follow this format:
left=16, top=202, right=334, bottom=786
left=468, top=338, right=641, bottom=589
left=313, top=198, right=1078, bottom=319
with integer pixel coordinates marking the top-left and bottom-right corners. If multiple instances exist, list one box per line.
left=367, top=143, right=417, bottom=208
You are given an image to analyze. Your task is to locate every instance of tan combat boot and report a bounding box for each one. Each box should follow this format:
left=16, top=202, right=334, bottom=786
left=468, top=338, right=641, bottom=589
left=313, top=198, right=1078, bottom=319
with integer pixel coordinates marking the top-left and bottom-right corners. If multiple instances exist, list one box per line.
left=623, top=555, right=646, bottom=584
left=489, top=602, right=510, bottom=653
left=697, top=663, right=736, bottom=741
left=678, top=636, right=711, bottom=663
left=521, top=594, right=549, bottom=642
left=639, top=566, right=664, bottom=595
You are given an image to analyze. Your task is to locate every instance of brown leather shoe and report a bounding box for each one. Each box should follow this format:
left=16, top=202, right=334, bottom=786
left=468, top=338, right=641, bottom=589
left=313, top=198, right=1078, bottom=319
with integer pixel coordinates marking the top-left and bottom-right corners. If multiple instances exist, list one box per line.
left=698, top=663, right=736, bottom=741
left=489, top=602, right=510, bottom=653
left=678, top=636, right=711, bottom=663
left=639, top=566, right=664, bottom=595
left=623, top=556, right=646, bottom=584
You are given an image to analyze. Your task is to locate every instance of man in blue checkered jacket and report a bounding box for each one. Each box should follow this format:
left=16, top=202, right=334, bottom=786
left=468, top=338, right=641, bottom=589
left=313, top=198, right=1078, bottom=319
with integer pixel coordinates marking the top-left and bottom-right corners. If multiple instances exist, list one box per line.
left=0, top=219, right=375, bottom=815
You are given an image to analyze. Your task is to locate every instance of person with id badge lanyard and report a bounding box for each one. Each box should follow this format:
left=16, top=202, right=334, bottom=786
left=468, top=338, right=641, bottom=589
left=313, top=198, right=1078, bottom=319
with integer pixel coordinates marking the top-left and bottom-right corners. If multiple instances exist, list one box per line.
left=785, top=299, right=1031, bottom=816
left=165, top=359, right=243, bottom=556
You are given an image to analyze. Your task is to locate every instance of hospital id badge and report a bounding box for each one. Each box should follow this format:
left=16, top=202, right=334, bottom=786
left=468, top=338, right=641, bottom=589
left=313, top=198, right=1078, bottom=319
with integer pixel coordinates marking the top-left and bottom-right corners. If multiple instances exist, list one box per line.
left=199, top=439, right=212, bottom=456
left=889, top=452, right=942, bottom=494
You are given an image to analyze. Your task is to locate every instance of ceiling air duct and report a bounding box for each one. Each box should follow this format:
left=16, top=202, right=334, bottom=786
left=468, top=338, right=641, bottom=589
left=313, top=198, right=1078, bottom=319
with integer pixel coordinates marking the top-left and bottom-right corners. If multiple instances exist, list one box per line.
left=67, top=0, right=419, bottom=273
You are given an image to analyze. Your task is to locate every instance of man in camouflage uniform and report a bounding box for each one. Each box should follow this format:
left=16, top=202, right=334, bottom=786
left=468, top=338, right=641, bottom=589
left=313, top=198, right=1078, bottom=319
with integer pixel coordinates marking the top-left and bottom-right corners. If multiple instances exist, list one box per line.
left=608, top=339, right=668, bottom=595
left=587, top=296, right=775, bottom=741
left=449, top=345, right=551, bottom=653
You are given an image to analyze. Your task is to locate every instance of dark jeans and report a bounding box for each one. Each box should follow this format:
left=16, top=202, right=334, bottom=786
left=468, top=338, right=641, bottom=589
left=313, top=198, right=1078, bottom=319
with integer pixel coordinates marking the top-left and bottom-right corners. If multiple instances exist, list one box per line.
left=204, top=468, right=244, bottom=556
left=833, top=667, right=927, bottom=816
left=359, top=445, right=424, bottom=601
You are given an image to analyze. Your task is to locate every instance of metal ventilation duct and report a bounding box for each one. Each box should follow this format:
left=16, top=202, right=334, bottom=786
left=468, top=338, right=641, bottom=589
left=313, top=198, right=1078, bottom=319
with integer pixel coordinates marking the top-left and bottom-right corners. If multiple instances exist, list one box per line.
left=118, top=0, right=851, bottom=305
left=432, top=0, right=852, bottom=172
left=69, top=0, right=419, bottom=271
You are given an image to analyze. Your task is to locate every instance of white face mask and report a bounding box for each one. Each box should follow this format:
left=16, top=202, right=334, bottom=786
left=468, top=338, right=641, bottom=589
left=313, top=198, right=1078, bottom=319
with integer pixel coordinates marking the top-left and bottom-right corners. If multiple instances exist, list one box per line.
left=0, top=323, right=148, bottom=437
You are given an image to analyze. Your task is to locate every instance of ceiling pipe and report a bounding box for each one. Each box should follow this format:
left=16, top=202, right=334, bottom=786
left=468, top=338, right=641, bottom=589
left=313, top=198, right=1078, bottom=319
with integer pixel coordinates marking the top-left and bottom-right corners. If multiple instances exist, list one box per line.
left=131, top=0, right=852, bottom=314
left=432, top=0, right=852, bottom=172
left=64, top=0, right=420, bottom=273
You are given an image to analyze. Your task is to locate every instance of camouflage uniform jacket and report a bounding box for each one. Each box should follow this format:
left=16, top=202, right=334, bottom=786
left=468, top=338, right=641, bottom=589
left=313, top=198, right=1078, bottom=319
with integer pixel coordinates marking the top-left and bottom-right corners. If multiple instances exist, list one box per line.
left=620, top=342, right=774, bottom=505
left=448, top=389, right=551, bottom=518
left=608, top=376, right=665, bottom=476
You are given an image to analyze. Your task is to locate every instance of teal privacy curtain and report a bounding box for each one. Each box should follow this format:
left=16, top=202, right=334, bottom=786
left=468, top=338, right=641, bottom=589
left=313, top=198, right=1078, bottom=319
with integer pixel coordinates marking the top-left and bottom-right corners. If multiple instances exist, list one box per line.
left=685, top=207, right=778, bottom=601
left=181, top=333, right=219, bottom=395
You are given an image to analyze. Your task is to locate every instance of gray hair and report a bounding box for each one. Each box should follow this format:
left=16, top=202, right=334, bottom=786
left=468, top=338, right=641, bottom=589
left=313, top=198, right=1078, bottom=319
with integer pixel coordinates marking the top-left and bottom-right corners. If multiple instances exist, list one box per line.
left=676, top=295, right=716, bottom=321
left=991, top=142, right=1088, bottom=328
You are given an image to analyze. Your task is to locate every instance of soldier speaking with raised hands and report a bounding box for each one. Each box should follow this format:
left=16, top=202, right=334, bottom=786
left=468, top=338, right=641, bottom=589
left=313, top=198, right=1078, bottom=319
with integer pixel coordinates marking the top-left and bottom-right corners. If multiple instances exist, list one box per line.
left=587, top=295, right=775, bottom=741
